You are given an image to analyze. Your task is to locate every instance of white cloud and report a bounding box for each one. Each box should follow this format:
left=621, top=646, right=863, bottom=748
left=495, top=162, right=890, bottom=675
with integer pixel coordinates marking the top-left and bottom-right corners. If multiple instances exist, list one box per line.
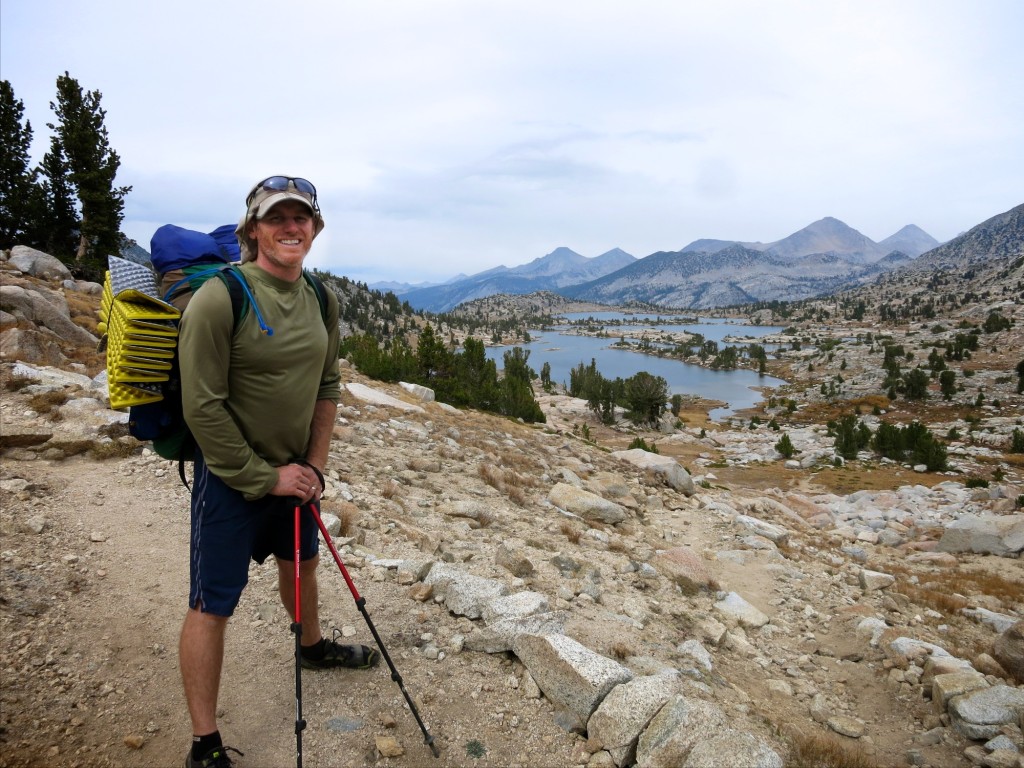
left=2, top=0, right=1022, bottom=283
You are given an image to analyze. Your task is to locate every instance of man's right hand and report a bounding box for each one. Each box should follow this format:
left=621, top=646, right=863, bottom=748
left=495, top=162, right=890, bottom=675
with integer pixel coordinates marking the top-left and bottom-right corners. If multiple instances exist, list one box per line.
left=270, top=463, right=320, bottom=502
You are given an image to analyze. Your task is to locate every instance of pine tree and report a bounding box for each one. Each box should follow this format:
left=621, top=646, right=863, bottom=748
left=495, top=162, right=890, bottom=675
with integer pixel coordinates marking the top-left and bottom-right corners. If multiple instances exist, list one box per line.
left=939, top=369, right=956, bottom=400
left=48, top=72, right=131, bottom=278
left=499, top=347, right=544, bottom=423
left=0, top=80, right=35, bottom=249
left=775, top=432, right=796, bottom=459
left=24, top=136, right=79, bottom=258
left=902, top=367, right=930, bottom=400
left=624, top=371, right=669, bottom=425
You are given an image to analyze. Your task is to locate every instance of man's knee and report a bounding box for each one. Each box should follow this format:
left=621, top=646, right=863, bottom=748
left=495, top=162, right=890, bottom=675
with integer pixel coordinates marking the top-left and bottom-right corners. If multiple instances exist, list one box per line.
left=276, top=553, right=319, bottom=575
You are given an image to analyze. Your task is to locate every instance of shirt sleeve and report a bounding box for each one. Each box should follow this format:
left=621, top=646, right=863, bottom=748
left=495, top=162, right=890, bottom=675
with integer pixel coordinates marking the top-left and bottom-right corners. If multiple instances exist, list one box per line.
left=318, top=286, right=342, bottom=402
left=179, top=278, right=278, bottom=499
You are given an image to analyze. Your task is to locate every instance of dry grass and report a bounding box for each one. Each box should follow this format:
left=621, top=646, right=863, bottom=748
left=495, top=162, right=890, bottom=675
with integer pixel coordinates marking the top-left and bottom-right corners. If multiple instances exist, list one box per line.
left=478, top=462, right=535, bottom=507
left=498, top=450, right=542, bottom=477
left=337, top=504, right=358, bottom=536
left=1, top=372, right=39, bottom=392
left=609, top=641, right=633, bottom=661
left=437, top=444, right=463, bottom=460
left=782, top=727, right=880, bottom=768
left=505, top=485, right=527, bottom=508
left=28, top=389, right=71, bottom=416
left=891, top=581, right=969, bottom=615
left=559, top=521, right=582, bottom=544
left=64, top=344, right=106, bottom=376
left=607, top=537, right=628, bottom=554
left=380, top=481, right=402, bottom=500
left=478, top=463, right=505, bottom=490
left=65, top=290, right=100, bottom=332
left=88, top=439, right=140, bottom=460
left=885, top=560, right=1024, bottom=616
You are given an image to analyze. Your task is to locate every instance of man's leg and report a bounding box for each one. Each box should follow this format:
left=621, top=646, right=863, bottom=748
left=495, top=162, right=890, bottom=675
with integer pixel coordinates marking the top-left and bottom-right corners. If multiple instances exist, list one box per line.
left=276, top=554, right=322, bottom=645
left=179, top=605, right=229, bottom=735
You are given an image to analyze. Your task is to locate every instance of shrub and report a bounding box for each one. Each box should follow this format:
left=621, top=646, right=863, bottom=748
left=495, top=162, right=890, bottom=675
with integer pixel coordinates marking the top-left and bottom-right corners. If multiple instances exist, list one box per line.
left=775, top=433, right=797, bottom=459
left=872, top=420, right=947, bottom=471
left=1010, top=428, right=1024, bottom=453
left=831, top=414, right=871, bottom=460
left=628, top=437, right=659, bottom=453
left=965, top=477, right=989, bottom=489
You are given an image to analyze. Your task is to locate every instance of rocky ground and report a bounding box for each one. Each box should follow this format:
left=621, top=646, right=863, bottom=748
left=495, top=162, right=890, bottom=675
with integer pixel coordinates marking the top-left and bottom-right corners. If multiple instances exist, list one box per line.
left=2, top=250, right=1024, bottom=768
left=1, top=356, right=1023, bottom=768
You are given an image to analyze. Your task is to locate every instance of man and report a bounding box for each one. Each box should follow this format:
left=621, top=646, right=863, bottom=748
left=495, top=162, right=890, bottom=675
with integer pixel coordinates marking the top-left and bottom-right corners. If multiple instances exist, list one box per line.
left=178, top=176, right=379, bottom=768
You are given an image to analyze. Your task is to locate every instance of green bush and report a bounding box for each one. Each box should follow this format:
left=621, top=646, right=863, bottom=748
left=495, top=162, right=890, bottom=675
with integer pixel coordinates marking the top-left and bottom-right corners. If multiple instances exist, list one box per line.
left=872, top=420, right=947, bottom=471
left=628, top=437, right=659, bottom=453
left=965, top=477, right=989, bottom=489
left=775, top=433, right=796, bottom=459
left=1010, top=428, right=1024, bottom=453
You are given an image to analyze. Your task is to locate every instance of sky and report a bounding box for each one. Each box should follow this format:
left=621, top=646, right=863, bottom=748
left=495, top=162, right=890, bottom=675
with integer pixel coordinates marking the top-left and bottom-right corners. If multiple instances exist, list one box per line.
left=2, top=1, right=1022, bottom=287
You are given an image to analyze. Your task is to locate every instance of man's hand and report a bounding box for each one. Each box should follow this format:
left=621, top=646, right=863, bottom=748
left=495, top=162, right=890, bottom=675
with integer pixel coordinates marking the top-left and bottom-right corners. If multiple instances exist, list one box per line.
left=270, top=463, right=321, bottom=502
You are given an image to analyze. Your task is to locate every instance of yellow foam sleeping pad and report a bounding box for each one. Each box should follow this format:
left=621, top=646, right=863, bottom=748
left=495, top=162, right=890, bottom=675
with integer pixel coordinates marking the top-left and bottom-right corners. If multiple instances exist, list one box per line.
left=98, top=256, right=181, bottom=410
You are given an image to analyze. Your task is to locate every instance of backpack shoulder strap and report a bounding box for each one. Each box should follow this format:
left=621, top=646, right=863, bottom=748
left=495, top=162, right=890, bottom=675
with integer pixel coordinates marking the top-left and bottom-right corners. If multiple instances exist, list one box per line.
left=215, top=265, right=275, bottom=336
left=302, top=270, right=330, bottom=328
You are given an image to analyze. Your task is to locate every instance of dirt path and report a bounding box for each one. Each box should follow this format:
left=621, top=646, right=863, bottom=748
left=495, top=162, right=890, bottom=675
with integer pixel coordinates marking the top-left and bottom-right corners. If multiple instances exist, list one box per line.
left=0, top=454, right=579, bottom=768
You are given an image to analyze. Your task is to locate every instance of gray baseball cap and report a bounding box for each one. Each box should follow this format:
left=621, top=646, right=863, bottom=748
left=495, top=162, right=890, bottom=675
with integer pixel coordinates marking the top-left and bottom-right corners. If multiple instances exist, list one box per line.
left=235, top=177, right=325, bottom=263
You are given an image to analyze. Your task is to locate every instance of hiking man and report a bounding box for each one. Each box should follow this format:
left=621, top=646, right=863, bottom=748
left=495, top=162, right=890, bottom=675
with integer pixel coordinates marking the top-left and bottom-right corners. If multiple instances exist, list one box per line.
left=177, top=176, right=379, bottom=768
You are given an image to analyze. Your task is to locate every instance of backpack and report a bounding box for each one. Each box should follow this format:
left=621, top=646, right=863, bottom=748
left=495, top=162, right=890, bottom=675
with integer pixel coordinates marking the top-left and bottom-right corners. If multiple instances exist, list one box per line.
left=101, top=224, right=329, bottom=487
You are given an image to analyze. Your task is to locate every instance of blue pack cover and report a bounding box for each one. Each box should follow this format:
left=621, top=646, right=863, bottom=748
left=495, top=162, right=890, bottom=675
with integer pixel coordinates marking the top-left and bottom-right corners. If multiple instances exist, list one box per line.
left=150, top=224, right=235, bottom=273
left=208, top=224, right=242, bottom=262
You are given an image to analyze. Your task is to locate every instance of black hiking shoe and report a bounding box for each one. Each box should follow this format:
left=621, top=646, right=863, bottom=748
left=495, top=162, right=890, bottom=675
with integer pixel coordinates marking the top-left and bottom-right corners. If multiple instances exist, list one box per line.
left=184, top=745, right=243, bottom=768
left=301, top=629, right=380, bottom=670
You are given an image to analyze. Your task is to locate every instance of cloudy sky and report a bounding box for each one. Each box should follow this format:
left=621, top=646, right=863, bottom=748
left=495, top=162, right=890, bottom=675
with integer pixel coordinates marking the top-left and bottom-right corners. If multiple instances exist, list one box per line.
left=2, top=1, right=1022, bottom=286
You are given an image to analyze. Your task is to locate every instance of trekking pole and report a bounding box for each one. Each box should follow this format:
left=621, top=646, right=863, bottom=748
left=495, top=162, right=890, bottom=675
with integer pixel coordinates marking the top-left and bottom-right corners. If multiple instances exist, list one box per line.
left=308, top=501, right=440, bottom=758
left=292, top=499, right=307, bottom=768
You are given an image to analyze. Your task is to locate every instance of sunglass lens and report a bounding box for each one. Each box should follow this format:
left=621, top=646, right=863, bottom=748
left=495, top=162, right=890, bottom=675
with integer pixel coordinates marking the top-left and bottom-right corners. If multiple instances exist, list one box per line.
left=292, top=178, right=316, bottom=197
left=262, top=176, right=291, bottom=192
left=247, top=176, right=318, bottom=208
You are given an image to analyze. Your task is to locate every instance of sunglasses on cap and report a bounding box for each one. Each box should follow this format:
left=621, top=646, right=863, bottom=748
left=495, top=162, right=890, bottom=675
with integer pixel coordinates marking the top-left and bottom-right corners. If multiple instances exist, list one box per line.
left=246, top=176, right=319, bottom=212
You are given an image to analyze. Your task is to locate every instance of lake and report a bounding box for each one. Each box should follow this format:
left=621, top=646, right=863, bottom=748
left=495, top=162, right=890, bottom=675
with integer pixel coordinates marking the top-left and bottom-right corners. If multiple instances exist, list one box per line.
left=485, top=315, right=786, bottom=420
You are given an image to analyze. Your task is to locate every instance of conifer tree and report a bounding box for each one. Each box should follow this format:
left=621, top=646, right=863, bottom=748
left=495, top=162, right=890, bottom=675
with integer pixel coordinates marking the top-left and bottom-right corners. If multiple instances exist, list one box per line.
left=0, top=80, right=35, bottom=249
left=48, top=72, right=131, bottom=278
left=25, top=136, right=79, bottom=258
left=775, top=432, right=796, bottom=458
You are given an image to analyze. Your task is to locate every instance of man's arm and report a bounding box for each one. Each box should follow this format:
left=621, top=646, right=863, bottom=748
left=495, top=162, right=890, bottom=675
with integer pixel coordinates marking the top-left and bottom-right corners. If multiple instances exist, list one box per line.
left=268, top=397, right=335, bottom=500
left=305, top=397, right=337, bottom=472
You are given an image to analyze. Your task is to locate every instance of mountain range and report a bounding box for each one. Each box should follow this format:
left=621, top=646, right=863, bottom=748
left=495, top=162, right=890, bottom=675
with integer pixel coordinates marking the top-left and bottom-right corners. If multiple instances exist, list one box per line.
left=398, top=247, right=637, bottom=312
left=396, top=217, right=942, bottom=312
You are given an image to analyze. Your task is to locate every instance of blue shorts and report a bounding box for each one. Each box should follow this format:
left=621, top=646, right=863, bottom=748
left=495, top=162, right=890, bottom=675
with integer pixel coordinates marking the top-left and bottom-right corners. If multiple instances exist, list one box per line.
left=189, top=453, right=319, bottom=616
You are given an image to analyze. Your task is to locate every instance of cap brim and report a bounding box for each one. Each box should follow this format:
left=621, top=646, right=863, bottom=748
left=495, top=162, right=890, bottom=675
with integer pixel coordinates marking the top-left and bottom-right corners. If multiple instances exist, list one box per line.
left=254, top=191, right=315, bottom=218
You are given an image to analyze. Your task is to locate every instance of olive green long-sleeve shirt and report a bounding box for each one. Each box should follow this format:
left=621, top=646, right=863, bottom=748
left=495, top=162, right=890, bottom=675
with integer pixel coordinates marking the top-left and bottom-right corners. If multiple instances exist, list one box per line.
left=179, top=263, right=340, bottom=499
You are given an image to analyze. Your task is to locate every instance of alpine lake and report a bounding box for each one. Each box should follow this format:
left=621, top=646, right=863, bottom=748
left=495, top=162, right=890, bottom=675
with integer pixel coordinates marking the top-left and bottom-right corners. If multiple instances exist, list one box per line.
left=484, top=311, right=787, bottom=421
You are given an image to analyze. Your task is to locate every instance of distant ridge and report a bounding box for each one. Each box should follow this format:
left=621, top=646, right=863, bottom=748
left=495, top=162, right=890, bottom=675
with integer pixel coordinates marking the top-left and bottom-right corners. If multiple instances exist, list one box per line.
left=905, top=203, right=1024, bottom=271
left=396, top=215, right=949, bottom=312
left=678, top=217, right=939, bottom=263
left=878, top=224, right=940, bottom=258
left=401, top=247, right=636, bottom=312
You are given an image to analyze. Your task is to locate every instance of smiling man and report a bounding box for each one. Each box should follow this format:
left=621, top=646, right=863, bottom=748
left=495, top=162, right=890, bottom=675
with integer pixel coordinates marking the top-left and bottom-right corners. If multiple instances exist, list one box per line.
left=176, top=177, right=379, bottom=768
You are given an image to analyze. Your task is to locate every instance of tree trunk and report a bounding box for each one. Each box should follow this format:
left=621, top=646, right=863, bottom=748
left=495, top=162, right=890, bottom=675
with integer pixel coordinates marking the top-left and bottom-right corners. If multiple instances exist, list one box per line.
left=75, top=213, right=88, bottom=267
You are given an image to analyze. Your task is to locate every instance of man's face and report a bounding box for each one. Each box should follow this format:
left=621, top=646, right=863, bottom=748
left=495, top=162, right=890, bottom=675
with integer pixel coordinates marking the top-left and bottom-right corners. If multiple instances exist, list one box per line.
left=249, top=200, right=315, bottom=273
